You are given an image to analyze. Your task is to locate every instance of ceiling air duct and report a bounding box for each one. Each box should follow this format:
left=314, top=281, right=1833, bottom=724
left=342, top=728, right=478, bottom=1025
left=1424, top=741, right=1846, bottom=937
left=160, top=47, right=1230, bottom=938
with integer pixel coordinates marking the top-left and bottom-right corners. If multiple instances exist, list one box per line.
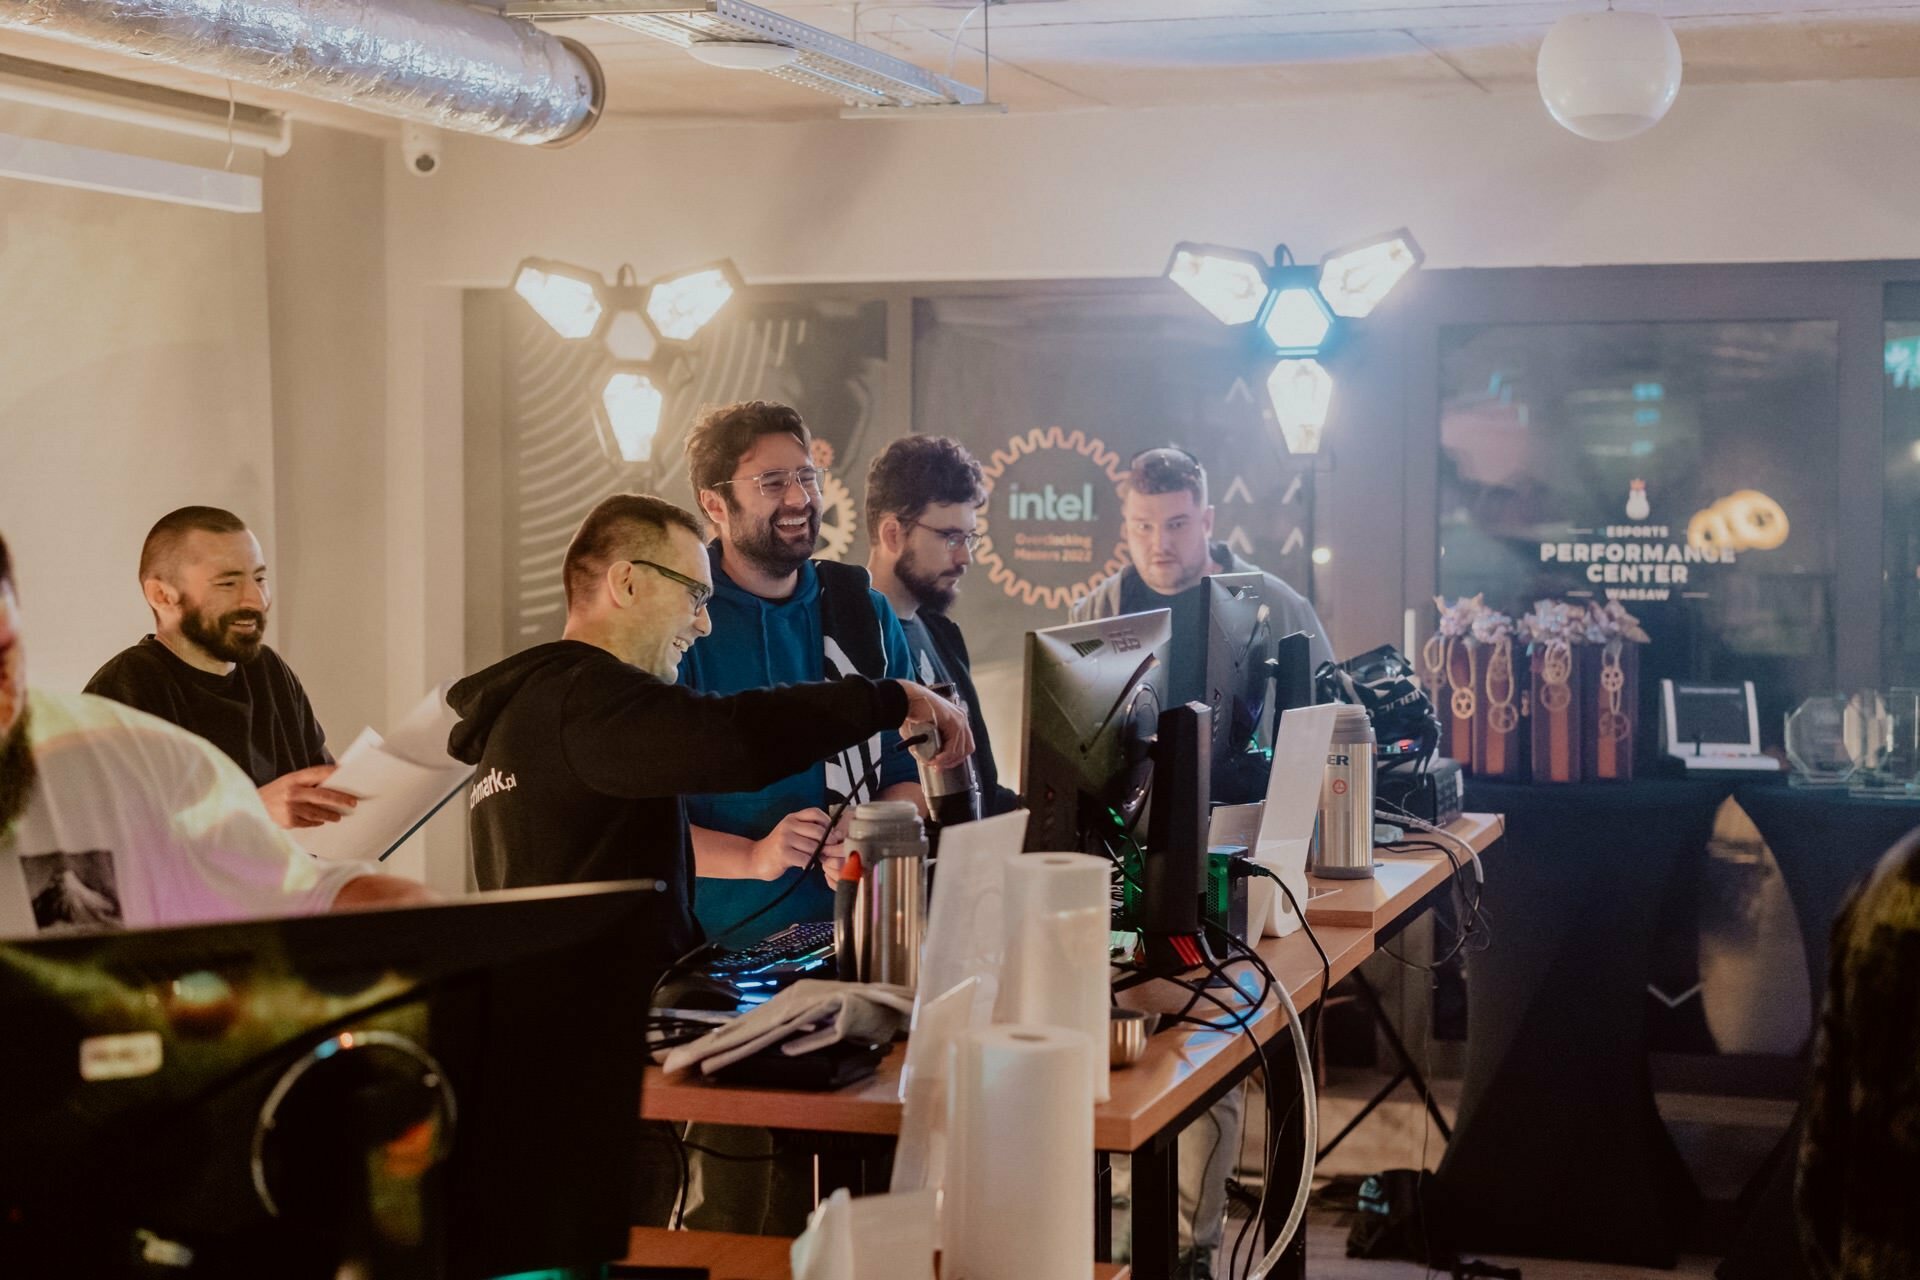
left=0, top=0, right=604, bottom=145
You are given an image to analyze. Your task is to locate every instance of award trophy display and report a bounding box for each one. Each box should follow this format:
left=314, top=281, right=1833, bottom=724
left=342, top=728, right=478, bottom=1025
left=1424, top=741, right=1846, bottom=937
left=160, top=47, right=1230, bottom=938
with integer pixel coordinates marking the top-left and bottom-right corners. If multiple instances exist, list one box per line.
left=1785, top=694, right=1854, bottom=788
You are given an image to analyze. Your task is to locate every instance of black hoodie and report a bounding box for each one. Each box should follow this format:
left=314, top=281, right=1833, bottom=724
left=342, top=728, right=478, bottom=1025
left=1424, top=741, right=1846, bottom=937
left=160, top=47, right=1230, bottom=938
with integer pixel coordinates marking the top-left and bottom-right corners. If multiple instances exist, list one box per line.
left=446, top=640, right=909, bottom=963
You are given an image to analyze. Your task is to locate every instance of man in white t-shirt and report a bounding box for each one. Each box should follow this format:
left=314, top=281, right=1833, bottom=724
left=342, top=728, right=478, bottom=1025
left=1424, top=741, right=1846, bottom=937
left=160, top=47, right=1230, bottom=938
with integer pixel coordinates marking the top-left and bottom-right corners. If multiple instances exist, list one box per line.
left=0, top=531, right=429, bottom=937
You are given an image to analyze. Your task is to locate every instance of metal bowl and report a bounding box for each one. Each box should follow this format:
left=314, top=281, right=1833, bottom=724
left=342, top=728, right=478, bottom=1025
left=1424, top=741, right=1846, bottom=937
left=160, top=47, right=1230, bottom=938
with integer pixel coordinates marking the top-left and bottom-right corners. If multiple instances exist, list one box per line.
left=1109, top=1008, right=1157, bottom=1069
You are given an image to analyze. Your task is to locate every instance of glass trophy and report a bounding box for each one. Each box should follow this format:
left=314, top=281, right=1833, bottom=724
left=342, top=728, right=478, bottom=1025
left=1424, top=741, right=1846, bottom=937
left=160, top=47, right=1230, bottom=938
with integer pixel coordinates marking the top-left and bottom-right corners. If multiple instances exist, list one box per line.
left=1844, top=690, right=1920, bottom=799
left=1785, top=695, right=1854, bottom=788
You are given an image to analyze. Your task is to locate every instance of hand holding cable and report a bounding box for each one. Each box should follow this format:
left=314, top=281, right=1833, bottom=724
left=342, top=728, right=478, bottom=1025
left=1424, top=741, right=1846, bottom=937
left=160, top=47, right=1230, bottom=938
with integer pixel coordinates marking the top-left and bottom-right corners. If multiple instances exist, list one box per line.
left=895, top=680, right=972, bottom=769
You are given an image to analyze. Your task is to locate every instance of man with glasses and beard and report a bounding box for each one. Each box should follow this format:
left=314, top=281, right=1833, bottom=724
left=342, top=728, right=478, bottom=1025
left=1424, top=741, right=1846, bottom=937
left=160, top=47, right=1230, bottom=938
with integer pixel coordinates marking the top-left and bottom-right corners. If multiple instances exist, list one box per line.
left=863, top=435, right=1018, bottom=816
left=680, top=402, right=924, bottom=949
left=85, top=506, right=356, bottom=831
left=0, top=530, right=429, bottom=938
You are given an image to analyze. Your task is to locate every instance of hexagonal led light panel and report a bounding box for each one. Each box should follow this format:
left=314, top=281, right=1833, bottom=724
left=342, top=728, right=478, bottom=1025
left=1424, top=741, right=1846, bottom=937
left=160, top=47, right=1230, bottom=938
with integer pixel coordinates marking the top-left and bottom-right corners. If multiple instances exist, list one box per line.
left=513, top=260, right=606, bottom=340
left=598, top=368, right=665, bottom=464
left=1166, top=242, right=1271, bottom=327
left=604, top=310, right=659, bottom=363
left=1267, top=358, right=1334, bottom=455
left=1318, top=230, right=1424, bottom=320
left=1256, top=283, right=1335, bottom=357
left=647, top=265, right=737, bottom=342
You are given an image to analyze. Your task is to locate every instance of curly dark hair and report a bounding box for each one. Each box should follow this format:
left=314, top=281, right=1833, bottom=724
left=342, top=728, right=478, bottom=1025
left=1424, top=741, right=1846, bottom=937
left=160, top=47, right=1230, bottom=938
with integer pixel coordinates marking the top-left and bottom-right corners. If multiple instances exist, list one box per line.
left=863, top=435, right=987, bottom=535
left=563, top=493, right=706, bottom=610
left=1124, top=445, right=1208, bottom=508
left=684, top=400, right=811, bottom=502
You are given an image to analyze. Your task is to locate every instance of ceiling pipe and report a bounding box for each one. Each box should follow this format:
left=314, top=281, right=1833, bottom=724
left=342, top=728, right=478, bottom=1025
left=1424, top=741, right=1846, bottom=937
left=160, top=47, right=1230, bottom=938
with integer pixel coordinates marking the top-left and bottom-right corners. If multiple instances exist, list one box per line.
left=0, top=0, right=604, bottom=146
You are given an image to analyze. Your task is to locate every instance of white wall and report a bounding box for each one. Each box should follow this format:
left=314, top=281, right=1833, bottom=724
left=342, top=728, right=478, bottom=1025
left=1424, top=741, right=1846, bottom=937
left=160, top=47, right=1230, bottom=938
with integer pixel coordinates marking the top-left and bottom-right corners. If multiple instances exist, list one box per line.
left=387, top=77, right=1920, bottom=289
left=0, top=104, right=274, bottom=693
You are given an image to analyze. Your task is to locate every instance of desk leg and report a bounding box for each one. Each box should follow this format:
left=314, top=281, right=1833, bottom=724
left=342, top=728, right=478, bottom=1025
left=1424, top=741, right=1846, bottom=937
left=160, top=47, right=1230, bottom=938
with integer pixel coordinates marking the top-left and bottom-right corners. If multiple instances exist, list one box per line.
left=1263, top=1061, right=1308, bottom=1280
left=1094, top=1153, right=1113, bottom=1263
left=1131, top=1138, right=1179, bottom=1280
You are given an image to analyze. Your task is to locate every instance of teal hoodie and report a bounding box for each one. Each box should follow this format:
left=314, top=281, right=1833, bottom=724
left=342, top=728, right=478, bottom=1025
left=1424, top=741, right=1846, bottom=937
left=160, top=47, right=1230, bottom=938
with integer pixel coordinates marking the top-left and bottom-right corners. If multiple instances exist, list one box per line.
left=680, top=546, right=917, bottom=943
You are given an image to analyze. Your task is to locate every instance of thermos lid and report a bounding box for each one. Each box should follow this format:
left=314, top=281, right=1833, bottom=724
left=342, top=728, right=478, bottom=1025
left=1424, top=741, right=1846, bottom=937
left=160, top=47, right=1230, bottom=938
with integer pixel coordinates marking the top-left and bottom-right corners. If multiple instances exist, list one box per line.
left=848, top=800, right=925, bottom=847
left=1331, top=704, right=1376, bottom=741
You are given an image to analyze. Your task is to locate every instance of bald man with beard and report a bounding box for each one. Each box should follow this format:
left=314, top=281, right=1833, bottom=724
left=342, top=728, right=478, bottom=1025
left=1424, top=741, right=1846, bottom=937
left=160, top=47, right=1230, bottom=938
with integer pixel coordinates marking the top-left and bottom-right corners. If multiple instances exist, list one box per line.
left=0, top=530, right=428, bottom=939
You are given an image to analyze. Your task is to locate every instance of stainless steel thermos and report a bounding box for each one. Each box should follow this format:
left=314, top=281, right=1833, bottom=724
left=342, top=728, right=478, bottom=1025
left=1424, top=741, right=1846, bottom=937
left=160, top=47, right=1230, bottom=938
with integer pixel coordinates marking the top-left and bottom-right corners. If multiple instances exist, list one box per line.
left=845, top=800, right=928, bottom=988
left=1313, top=705, right=1377, bottom=880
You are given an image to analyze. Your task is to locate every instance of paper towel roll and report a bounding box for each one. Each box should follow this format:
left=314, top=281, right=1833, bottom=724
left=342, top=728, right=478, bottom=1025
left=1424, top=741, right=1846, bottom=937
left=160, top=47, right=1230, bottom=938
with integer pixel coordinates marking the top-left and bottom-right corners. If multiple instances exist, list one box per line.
left=944, top=1024, right=1093, bottom=1280
left=995, top=852, right=1112, bottom=1102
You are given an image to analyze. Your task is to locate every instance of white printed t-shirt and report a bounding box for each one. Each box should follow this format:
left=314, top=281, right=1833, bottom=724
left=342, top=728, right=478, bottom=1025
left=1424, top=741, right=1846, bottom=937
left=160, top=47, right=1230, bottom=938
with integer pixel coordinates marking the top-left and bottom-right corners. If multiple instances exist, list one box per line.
left=1, top=689, right=373, bottom=938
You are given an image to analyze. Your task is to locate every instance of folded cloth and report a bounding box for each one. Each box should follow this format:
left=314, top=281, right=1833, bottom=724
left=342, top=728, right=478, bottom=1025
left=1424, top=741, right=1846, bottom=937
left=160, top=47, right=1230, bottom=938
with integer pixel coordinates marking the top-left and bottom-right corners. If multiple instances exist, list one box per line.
left=662, top=980, right=915, bottom=1077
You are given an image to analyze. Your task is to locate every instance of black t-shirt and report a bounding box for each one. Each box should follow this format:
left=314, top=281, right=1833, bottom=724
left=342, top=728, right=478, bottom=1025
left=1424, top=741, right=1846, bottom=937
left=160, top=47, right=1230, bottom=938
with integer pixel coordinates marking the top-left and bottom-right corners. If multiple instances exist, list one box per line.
left=899, top=613, right=950, bottom=688
left=84, top=636, right=330, bottom=789
left=1121, top=575, right=1209, bottom=709
left=446, top=640, right=911, bottom=961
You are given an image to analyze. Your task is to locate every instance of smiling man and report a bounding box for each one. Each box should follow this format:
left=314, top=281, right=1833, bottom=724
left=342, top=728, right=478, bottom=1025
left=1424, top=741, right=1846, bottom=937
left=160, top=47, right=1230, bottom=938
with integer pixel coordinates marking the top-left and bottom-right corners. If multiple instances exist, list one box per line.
left=679, top=402, right=926, bottom=948
left=85, top=507, right=355, bottom=832
left=1, top=530, right=429, bottom=939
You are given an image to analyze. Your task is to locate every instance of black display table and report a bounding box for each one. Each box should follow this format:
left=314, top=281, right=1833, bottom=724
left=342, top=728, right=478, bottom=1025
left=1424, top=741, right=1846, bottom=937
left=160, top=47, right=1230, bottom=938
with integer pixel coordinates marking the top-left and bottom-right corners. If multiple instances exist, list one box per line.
left=1439, top=779, right=1722, bottom=1268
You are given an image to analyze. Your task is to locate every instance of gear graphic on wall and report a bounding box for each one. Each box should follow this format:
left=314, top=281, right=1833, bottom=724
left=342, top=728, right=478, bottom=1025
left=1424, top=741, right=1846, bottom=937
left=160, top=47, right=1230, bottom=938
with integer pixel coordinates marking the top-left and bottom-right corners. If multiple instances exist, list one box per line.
left=974, top=425, right=1129, bottom=610
left=815, top=471, right=858, bottom=562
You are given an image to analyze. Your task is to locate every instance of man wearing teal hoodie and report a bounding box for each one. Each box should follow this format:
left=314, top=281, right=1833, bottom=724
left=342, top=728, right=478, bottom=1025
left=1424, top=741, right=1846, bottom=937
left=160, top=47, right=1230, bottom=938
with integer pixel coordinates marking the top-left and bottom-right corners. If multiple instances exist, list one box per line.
left=679, top=400, right=923, bottom=947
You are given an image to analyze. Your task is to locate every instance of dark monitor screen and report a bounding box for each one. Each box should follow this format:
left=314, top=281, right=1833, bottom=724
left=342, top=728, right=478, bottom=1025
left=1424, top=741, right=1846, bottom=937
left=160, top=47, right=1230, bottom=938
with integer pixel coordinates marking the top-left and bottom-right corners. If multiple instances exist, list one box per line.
left=1020, top=608, right=1172, bottom=854
left=1193, top=572, right=1274, bottom=805
left=1671, top=682, right=1756, bottom=749
left=0, top=882, right=662, bottom=1280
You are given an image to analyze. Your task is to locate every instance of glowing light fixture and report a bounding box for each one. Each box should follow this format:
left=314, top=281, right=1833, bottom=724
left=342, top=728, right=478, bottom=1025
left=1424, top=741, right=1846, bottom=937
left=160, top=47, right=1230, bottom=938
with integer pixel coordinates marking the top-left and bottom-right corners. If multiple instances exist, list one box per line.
left=513, top=260, right=605, bottom=340
left=1166, top=243, right=1271, bottom=326
left=1257, top=273, right=1336, bottom=357
left=1318, top=230, right=1424, bottom=320
left=1537, top=10, right=1683, bottom=141
left=646, top=264, right=738, bottom=342
left=604, top=309, right=659, bottom=362
left=1268, top=358, right=1334, bottom=455
left=598, top=368, right=665, bottom=464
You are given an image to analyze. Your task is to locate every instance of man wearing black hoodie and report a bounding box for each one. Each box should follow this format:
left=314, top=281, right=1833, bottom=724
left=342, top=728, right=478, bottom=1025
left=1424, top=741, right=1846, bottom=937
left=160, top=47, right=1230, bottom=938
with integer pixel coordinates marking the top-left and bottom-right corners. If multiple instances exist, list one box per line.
left=446, top=493, right=970, bottom=969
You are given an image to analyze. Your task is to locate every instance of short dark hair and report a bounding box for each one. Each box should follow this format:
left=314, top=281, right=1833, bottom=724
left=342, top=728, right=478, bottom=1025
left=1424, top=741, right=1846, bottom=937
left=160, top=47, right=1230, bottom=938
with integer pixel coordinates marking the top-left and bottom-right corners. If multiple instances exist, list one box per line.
left=0, top=529, right=11, bottom=591
left=684, top=400, right=811, bottom=500
left=139, top=506, right=249, bottom=582
left=563, top=493, right=706, bottom=611
left=1124, top=446, right=1208, bottom=508
left=864, top=435, right=986, bottom=534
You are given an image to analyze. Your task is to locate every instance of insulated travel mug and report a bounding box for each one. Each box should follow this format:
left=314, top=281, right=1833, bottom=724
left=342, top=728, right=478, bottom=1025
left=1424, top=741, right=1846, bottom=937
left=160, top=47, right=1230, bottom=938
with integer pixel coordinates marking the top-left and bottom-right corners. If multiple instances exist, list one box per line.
left=1312, top=705, right=1377, bottom=880
left=847, top=800, right=928, bottom=988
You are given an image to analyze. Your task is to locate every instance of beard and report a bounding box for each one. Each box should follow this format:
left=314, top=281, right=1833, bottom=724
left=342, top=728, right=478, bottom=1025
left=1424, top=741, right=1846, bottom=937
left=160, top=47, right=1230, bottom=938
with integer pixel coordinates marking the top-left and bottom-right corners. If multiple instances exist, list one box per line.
left=731, top=500, right=820, bottom=578
left=897, top=543, right=963, bottom=616
left=0, top=704, right=35, bottom=835
left=180, top=600, right=267, bottom=664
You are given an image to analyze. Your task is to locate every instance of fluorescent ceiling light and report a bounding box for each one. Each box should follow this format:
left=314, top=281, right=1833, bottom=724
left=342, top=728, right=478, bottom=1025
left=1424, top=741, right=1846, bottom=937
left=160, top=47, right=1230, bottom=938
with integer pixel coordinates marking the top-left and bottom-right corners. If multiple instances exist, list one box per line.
left=1268, top=358, right=1334, bottom=455
left=646, top=265, right=735, bottom=341
left=0, top=131, right=260, bottom=212
left=1318, top=230, right=1423, bottom=320
left=600, top=369, right=665, bottom=463
left=514, top=261, right=606, bottom=340
left=593, top=0, right=983, bottom=108
left=1257, top=282, right=1335, bottom=357
left=1165, top=243, right=1269, bottom=327
left=687, top=39, right=800, bottom=70
left=0, top=53, right=290, bottom=156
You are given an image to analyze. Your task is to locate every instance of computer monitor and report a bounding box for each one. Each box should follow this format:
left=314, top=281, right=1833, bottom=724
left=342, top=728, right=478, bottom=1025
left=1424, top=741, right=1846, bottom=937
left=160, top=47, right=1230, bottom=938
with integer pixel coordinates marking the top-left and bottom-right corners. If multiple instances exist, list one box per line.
left=1020, top=608, right=1172, bottom=854
left=1192, top=572, right=1277, bottom=805
left=0, top=881, right=663, bottom=1280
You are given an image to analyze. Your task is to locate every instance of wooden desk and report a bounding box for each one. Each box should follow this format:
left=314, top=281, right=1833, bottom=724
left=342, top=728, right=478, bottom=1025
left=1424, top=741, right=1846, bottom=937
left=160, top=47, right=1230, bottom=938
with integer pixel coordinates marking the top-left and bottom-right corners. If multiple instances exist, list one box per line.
left=640, top=923, right=1371, bottom=1150
left=1304, top=812, right=1501, bottom=932
left=623, top=1227, right=1132, bottom=1278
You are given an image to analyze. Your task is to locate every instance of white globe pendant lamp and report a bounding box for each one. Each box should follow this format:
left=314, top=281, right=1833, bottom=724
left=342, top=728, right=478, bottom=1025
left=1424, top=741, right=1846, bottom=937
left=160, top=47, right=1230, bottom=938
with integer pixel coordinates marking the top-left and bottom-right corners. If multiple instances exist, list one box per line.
left=1537, top=8, right=1683, bottom=141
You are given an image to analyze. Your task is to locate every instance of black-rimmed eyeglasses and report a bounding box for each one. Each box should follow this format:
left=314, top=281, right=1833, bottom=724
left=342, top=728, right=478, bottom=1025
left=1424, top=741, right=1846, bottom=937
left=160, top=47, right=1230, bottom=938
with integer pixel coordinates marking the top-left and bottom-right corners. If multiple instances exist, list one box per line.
left=708, top=466, right=828, bottom=500
left=630, top=560, right=712, bottom=610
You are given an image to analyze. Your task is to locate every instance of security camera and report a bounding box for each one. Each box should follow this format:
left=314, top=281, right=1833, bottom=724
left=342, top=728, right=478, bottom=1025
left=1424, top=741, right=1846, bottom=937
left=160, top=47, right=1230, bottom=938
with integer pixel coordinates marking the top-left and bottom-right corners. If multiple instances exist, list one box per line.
left=400, top=123, right=442, bottom=178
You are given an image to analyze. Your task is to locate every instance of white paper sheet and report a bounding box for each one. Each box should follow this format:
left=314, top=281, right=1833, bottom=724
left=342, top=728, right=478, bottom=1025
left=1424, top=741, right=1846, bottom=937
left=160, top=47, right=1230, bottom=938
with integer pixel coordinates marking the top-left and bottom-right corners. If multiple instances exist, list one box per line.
left=1249, top=703, right=1341, bottom=937
left=294, top=682, right=471, bottom=863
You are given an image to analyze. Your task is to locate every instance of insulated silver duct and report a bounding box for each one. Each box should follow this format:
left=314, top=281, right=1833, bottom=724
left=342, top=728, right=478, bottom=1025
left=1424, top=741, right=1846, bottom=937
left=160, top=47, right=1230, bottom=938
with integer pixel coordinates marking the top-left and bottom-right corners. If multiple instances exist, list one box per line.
left=0, top=0, right=604, bottom=145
